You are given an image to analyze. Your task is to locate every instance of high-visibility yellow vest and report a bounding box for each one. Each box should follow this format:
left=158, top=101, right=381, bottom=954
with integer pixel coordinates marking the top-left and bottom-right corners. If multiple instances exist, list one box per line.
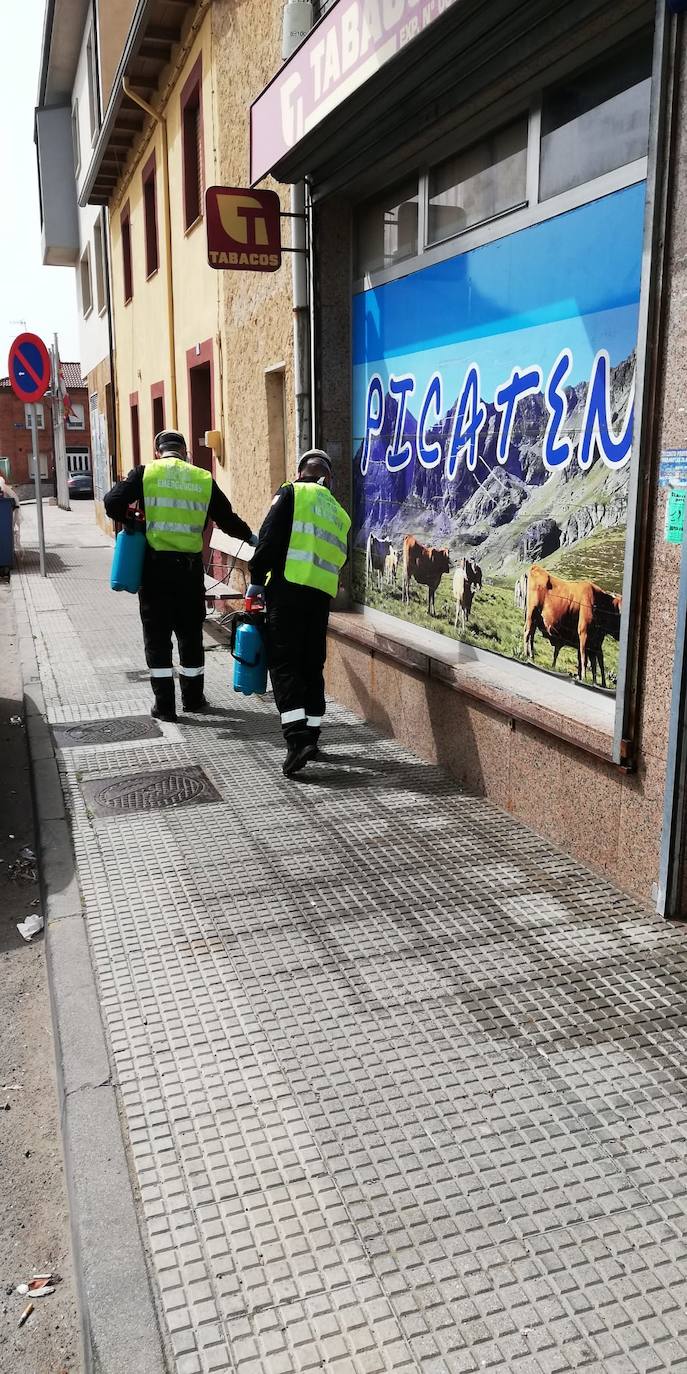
left=142, top=458, right=212, bottom=553
left=284, top=482, right=350, bottom=597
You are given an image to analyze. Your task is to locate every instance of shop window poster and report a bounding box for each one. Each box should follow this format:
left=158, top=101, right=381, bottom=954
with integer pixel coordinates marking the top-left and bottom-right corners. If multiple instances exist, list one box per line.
left=352, top=182, right=646, bottom=692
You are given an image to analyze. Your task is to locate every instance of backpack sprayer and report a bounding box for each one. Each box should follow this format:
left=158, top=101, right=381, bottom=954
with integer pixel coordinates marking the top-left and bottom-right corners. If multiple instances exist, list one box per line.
left=230, top=587, right=268, bottom=695
left=205, top=542, right=268, bottom=695
left=110, top=504, right=146, bottom=593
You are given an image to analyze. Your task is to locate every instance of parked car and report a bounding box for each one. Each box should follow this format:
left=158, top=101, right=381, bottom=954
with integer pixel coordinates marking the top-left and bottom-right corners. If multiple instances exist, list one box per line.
left=68, top=471, right=94, bottom=499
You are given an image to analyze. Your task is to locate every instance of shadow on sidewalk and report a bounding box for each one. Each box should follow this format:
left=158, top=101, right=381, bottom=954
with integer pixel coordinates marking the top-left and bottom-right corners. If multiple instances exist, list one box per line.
left=0, top=695, right=40, bottom=955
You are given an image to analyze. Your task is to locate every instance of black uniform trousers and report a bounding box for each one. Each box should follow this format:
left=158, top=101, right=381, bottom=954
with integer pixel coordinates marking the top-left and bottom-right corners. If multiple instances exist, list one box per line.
left=139, top=550, right=206, bottom=711
left=266, top=581, right=331, bottom=744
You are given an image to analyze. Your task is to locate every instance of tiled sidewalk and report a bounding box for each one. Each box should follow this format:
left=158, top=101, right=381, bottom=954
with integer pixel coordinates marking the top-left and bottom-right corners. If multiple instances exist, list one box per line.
left=16, top=504, right=687, bottom=1374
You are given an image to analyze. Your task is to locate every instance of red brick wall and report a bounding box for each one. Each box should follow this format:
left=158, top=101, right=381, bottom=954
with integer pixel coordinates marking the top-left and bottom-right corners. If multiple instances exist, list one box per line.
left=0, top=384, right=92, bottom=488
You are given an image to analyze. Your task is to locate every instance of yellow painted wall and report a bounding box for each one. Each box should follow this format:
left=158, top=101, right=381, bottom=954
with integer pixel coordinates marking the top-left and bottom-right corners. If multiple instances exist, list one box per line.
left=107, top=1, right=294, bottom=538
left=109, top=14, right=220, bottom=474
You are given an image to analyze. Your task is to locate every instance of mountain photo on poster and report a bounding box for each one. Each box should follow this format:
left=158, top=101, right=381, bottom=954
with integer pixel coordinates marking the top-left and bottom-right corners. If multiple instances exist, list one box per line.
left=352, top=182, right=646, bottom=694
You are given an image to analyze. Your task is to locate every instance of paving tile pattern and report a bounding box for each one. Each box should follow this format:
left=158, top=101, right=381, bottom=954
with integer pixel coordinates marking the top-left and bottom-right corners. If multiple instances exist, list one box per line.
left=16, top=533, right=687, bottom=1374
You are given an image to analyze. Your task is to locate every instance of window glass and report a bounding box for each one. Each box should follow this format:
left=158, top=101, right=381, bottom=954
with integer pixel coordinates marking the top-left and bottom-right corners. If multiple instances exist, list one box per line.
left=356, top=180, right=419, bottom=276
left=86, top=34, right=98, bottom=141
left=67, top=404, right=85, bottom=431
left=540, top=32, right=652, bottom=201
left=25, top=405, right=45, bottom=430
left=428, top=118, right=528, bottom=244
left=80, top=249, right=93, bottom=316
left=121, top=207, right=133, bottom=303
left=144, top=167, right=159, bottom=276
left=182, top=76, right=203, bottom=230
left=94, top=220, right=106, bottom=314
left=71, top=101, right=80, bottom=175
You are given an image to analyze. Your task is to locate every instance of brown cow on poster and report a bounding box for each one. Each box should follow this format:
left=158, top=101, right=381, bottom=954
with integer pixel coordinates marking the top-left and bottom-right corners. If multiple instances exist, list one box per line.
left=402, top=536, right=450, bottom=616
left=524, top=564, right=622, bottom=687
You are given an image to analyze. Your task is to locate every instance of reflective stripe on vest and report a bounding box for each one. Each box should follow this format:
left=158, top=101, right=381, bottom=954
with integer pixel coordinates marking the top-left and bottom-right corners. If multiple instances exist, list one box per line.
left=143, top=458, right=212, bottom=553
left=284, top=483, right=351, bottom=597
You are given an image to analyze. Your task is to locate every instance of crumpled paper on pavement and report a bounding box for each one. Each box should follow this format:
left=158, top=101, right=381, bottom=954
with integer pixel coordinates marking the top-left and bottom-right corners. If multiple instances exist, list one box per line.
left=16, top=913, right=44, bottom=941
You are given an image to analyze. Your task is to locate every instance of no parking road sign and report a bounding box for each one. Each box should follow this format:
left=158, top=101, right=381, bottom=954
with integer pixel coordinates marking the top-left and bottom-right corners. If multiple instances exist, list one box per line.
left=8, top=332, right=52, bottom=403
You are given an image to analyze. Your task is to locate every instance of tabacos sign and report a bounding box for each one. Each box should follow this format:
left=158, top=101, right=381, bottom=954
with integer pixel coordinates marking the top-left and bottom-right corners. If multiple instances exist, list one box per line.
left=250, top=0, right=460, bottom=183
left=205, top=187, right=282, bottom=272
left=360, top=349, right=635, bottom=478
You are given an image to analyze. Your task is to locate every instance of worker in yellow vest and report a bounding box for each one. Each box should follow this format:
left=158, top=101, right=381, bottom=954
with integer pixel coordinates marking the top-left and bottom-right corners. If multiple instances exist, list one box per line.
left=104, top=429, right=254, bottom=721
left=249, top=450, right=350, bottom=777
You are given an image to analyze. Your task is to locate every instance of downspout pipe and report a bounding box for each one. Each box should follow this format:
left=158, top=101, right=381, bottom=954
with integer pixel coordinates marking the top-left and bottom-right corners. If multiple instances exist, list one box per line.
left=122, top=77, right=179, bottom=428
left=291, top=178, right=311, bottom=459
left=282, top=2, right=313, bottom=461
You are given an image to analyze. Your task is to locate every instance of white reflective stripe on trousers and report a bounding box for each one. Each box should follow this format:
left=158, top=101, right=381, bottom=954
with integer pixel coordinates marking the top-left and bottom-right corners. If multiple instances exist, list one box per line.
left=281, top=708, right=306, bottom=723
left=178, top=665, right=204, bottom=677
left=150, top=667, right=174, bottom=678
left=306, top=716, right=322, bottom=726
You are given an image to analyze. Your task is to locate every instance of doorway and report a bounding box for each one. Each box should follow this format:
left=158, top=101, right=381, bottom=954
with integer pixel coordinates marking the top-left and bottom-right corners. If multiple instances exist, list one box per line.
left=189, top=362, right=212, bottom=473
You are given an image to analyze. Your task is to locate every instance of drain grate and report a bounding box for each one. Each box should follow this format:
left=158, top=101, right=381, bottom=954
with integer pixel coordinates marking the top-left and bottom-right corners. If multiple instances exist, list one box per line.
left=53, top=716, right=163, bottom=748
left=81, top=766, right=221, bottom=816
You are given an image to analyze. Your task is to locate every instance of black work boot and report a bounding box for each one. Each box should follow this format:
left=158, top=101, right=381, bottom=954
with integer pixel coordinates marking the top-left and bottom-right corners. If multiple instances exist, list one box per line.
left=151, top=678, right=177, bottom=723
left=181, top=674, right=206, bottom=713
left=283, top=731, right=314, bottom=778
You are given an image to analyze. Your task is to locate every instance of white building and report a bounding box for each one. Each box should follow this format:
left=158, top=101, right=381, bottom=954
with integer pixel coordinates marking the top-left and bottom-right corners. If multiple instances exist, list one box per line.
left=36, top=0, right=119, bottom=527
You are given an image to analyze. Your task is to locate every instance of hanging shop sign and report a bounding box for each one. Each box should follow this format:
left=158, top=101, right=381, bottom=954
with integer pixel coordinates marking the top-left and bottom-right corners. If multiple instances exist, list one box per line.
left=250, top=0, right=461, bottom=183
left=205, top=186, right=282, bottom=272
left=352, top=181, right=647, bottom=694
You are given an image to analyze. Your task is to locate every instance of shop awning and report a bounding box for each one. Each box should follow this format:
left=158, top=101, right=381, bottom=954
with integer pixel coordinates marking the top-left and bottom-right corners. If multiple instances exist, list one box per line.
left=251, top=0, right=651, bottom=192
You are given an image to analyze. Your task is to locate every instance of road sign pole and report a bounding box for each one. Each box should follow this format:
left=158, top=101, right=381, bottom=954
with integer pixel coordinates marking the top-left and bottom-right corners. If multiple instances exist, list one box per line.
left=29, top=404, right=46, bottom=578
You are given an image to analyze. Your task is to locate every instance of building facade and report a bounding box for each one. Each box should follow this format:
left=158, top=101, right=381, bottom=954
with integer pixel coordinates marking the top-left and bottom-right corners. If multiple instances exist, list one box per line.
left=78, top=0, right=297, bottom=553
left=249, top=0, right=687, bottom=914
left=0, top=365, right=91, bottom=499
left=36, top=0, right=120, bottom=530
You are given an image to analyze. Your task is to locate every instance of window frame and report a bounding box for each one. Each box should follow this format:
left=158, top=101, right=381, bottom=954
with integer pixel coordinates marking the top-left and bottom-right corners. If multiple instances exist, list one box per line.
left=121, top=201, right=133, bottom=305
left=66, top=402, right=86, bottom=432
left=71, top=99, right=81, bottom=176
left=130, top=392, right=141, bottom=468
left=352, top=31, right=652, bottom=294
left=151, top=382, right=165, bottom=443
left=142, top=150, right=159, bottom=279
left=79, top=244, right=93, bottom=318
left=25, top=404, right=45, bottom=431
left=180, top=55, right=204, bottom=233
left=93, top=217, right=106, bottom=316
left=86, top=30, right=99, bottom=144
left=425, top=114, right=530, bottom=252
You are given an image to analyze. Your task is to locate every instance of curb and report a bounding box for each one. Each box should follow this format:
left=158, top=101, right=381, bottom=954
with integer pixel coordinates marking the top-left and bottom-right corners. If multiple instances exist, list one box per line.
left=12, top=576, right=169, bottom=1374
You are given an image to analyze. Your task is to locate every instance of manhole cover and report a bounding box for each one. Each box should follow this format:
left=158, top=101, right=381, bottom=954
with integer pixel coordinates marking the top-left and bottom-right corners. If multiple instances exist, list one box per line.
left=81, top=766, right=221, bottom=816
left=53, top=716, right=163, bottom=748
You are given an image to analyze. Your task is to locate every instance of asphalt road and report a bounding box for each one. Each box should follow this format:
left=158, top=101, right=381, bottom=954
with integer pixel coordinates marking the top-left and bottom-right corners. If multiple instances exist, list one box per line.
left=0, top=580, right=80, bottom=1374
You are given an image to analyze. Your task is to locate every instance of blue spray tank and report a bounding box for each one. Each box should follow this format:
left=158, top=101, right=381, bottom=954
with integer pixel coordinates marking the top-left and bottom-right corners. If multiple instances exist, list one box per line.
left=231, top=596, right=268, bottom=695
left=110, top=506, right=147, bottom=593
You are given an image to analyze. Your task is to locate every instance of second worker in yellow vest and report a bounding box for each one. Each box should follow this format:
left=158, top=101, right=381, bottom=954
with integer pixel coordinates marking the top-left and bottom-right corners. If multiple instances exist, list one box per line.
left=104, top=429, right=255, bottom=721
left=249, top=449, right=350, bottom=778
